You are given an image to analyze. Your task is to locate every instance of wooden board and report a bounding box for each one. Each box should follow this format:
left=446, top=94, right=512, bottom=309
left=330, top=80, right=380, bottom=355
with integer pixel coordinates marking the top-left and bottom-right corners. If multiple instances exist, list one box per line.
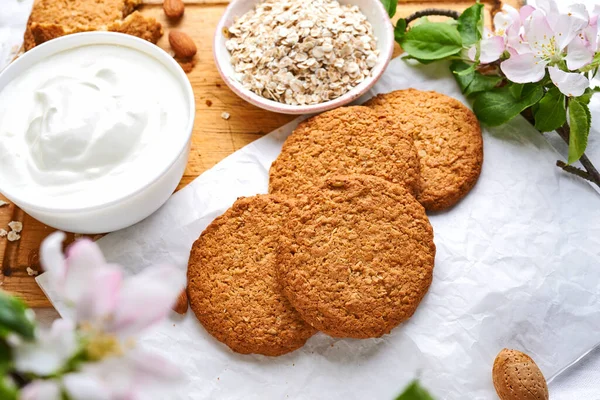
left=0, top=0, right=521, bottom=307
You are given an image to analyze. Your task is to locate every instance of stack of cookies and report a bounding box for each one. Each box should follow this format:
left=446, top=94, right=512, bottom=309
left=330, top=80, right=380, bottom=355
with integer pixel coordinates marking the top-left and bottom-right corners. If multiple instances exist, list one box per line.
left=187, top=89, right=483, bottom=356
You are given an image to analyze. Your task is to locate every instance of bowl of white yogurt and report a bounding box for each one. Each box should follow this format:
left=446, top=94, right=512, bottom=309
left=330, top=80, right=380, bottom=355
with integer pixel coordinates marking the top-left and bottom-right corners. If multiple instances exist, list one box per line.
left=0, top=32, right=195, bottom=233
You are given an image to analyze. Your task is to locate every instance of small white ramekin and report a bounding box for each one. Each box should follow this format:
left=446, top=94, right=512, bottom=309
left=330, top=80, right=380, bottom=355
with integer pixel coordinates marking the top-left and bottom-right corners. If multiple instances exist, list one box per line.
left=0, top=32, right=196, bottom=234
left=214, top=0, right=395, bottom=115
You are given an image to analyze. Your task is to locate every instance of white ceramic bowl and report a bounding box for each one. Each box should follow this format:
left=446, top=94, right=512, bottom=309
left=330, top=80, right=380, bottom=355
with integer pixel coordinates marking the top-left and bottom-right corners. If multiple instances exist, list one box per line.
left=214, top=0, right=394, bottom=115
left=0, top=32, right=195, bottom=234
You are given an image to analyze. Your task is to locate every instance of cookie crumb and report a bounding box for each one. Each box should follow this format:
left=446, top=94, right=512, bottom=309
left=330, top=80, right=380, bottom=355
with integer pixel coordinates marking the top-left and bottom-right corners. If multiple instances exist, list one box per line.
left=176, top=57, right=196, bottom=73
left=221, top=112, right=231, bottom=120
left=8, top=221, right=23, bottom=233
left=7, top=231, right=21, bottom=242
left=205, top=99, right=213, bottom=107
left=0, top=229, right=7, bottom=237
left=26, top=267, right=38, bottom=277
left=0, top=200, right=8, bottom=207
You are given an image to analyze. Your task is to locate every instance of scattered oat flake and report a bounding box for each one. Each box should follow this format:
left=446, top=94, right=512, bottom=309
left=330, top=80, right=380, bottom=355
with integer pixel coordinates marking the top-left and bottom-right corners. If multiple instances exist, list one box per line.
left=0, top=200, right=8, bottom=207
left=8, top=221, right=22, bottom=233
left=0, top=229, right=6, bottom=237
left=221, top=112, right=231, bottom=120
left=26, top=267, right=38, bottom=277
left=7, top=231, right=20, bottom=242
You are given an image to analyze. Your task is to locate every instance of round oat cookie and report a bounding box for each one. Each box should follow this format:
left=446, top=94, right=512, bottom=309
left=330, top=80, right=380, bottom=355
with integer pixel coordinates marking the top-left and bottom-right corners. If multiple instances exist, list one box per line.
left=187, top=194, right=316, bottom=356
left=365, top=89, right=483, bottom=211
left=277, top=175, right=435, bottom=339
left=269, top=106, right=420, bottom=197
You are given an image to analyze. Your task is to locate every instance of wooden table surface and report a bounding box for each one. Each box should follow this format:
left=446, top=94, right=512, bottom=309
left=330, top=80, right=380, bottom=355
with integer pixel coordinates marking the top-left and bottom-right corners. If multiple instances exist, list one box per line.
left=0, top=0, right=520, bottom=308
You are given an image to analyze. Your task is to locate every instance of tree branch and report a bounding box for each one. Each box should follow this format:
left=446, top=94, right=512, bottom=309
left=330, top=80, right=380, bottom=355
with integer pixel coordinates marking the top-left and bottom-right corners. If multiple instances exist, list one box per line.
left=556, top=161, right=596, bottom=182
left=555, top=124, right=600, bottom=188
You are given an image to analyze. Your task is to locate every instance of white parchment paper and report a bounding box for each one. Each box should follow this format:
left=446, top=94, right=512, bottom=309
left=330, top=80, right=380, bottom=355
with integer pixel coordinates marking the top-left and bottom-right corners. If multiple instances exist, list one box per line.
left=0, top=0, right=33, bottom=70
left=36, top=58, right=600, bottom=399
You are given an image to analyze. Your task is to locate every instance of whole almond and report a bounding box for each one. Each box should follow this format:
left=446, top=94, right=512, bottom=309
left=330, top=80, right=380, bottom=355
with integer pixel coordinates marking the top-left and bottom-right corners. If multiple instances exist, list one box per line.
left=172, top=290, right=188, bottom=314
left=492, top=349, right=549, bottom=400
left=163, top=0, right=185, bottom=19
left=169, top=30, right=197, bottom=59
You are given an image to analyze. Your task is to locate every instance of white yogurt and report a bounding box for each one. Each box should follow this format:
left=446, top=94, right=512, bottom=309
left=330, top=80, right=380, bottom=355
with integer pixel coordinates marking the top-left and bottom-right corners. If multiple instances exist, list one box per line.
left=0, top=44, right=189, bottom=210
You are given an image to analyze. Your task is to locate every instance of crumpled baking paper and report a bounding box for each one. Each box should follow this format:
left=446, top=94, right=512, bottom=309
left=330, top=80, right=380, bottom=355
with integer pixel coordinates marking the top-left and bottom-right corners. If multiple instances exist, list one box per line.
left=36, top=57, right=600, bottom=399
left=0, top=0, right=33, bottom=71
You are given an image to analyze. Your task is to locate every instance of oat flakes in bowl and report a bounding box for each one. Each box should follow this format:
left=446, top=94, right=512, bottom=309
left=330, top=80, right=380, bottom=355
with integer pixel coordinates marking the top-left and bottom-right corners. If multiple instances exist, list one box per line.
left=214, top=0, right=394, bottom=115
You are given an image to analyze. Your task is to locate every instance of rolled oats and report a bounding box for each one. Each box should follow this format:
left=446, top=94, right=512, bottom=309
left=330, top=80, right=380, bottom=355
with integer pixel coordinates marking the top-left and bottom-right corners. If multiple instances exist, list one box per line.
left=8, top=221, right=22, bottom=233
left=225, top=0, right=379, bottom=106
left=7, top=231, right=20, bottom=242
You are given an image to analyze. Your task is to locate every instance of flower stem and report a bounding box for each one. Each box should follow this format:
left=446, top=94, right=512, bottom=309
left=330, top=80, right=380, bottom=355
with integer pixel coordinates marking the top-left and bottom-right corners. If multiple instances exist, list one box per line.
left=404, top=9, right=460, bottom=25
left=555, top=124, right=600, bottom=188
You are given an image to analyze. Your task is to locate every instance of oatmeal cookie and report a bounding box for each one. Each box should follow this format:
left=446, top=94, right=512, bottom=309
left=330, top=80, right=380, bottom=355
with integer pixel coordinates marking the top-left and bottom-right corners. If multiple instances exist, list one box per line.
left=277, top=174, right=435, bottom=338
left=269, top=106, right=420, bottom=197
left=107, top=12, right=163, bottom=43
left=24, top=0, right=162, bottom=50
left=365, top=89, right=483, bottom=211
left=187, top=195, right=316, bottom=356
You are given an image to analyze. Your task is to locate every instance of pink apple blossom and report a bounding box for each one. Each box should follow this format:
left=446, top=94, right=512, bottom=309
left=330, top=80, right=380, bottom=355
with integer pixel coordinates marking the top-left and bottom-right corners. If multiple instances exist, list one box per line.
left=40, top=232, right=185, bottom=336
left=17, top=232, right=187, bottom=400
left=499, top=1, right=593, bottom=97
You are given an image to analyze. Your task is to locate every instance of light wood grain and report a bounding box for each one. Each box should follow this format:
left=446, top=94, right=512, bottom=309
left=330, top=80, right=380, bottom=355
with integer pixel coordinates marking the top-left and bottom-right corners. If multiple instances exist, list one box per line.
left=0, top=0, right=520, bottom=307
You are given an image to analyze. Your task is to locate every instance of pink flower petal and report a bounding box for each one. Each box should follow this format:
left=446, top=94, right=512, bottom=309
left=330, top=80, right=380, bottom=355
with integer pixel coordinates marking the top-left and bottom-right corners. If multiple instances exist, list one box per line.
left=480, top=36, right=505, bottom=64
left=501, top=53, right=547, bottom=83
left=519, top=5, right=535, bottom=23
left=467, top=46, right=477, bottom=62
left=566, top=36, right=595, bottom=70
left=63, top=239, right=109, bottom=303
left=75, top=265, right=123, bottom=323
left=14, top=319, right=77, bottom=376
left=20, top=380, right=62, bottom=400
left=535, top=0, right=559, bottom=27
left=63, top=372, right=111, bottom=400
left=126, top=349, right=182, bottom=382
left=548, top=66, right=589, bottom=97
left=40, top=232, right=67, bottom=288
left=107, top=265, right=185, bottom=336
left=554, top=4, right=590, bottom=50
left=524, top=10, right=556, bottom=56
left=506, top=24, right=530, bottom=54
left=494, top=5, right=519, bottom=34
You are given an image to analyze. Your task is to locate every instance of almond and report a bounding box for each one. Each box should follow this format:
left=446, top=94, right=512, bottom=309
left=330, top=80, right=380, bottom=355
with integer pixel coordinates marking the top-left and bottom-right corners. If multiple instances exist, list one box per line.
left=169, top=30, right=197, bottom=59
left=172, top=290, right=188, bottom=314
left=492, top=348, right=549, bottom=400
left=163, top=0, right=185, bottom=19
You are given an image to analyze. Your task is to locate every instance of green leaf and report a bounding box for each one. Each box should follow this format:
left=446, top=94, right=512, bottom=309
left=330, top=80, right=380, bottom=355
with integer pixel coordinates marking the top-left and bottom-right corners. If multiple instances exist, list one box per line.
left=0, top=340, right=11, bottom=375
left=380, top=0, right=397, bottom=18
left=568, top=99, right=591, bottom=164
left=577, top=87, right=594, bottom=105
left=473, top=84, right=544, bottom=126
left=508, top=83, right=524, bottom=99
left=0, top=377, right=17, bottom=400
left=533, top=87, right=566, bottom=132
left=0, top=291, right=35, bottom=340
left=395, top=380, right=435, bottom=400
left=450, top=61, right=502, bottom=97
left=404, top=55, right=437, bottom=65
left=457, top=2, right=484, bottom=47
left=401, top=23, right=463, bottom=60
left=395, top=19, right=407, bottom=43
